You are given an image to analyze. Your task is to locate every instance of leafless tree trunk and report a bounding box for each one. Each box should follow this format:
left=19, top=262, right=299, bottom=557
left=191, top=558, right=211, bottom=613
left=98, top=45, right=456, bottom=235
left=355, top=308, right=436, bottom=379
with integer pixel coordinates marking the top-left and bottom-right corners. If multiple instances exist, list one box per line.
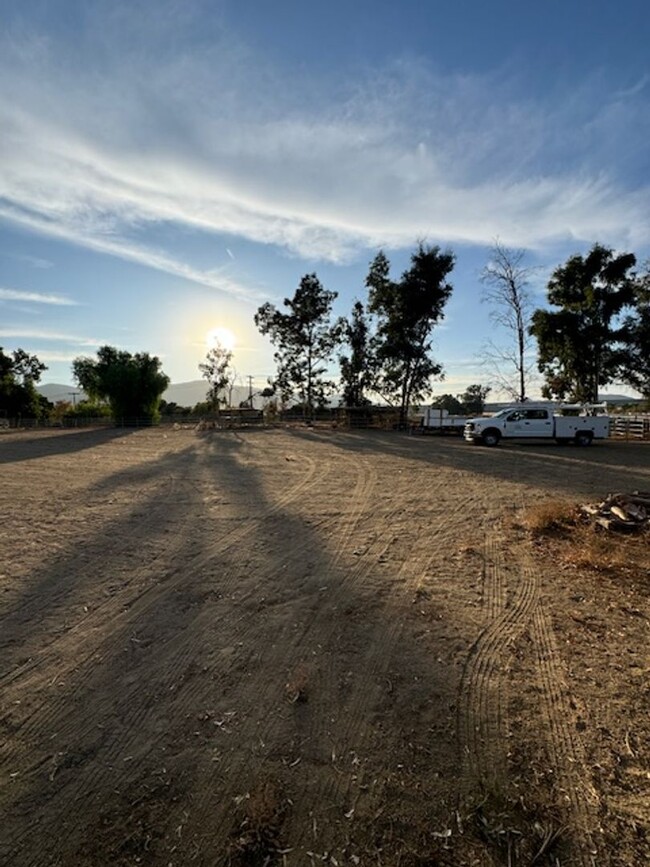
left=480, top=240, right=536, bottom=402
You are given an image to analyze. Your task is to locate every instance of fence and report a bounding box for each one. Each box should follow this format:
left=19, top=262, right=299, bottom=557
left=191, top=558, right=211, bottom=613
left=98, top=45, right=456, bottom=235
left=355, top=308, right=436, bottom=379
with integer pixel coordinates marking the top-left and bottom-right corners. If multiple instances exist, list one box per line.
left=609, top=414, right=650, bottom=441
left=9, top=410, right=646, bottom=437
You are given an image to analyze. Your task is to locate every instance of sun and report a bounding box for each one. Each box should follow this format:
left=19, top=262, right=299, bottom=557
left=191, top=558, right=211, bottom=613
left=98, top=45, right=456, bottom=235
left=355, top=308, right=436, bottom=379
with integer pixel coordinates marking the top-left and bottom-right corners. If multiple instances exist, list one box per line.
left=205, top=326, right=236, bottom=352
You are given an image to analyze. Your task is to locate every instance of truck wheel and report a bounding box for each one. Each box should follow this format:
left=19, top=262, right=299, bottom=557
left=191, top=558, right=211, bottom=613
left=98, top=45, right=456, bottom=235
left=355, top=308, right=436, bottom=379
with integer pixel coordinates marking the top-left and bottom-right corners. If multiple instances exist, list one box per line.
left=574, top=431, right=593, bottom=447
left=481, top=429, right=501, bottom=447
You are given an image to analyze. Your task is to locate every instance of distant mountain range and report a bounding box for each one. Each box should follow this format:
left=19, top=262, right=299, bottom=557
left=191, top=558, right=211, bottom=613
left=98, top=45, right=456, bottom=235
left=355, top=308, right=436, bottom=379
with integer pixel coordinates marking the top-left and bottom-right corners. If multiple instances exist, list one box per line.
left=37, top=380, right=260, bottom=408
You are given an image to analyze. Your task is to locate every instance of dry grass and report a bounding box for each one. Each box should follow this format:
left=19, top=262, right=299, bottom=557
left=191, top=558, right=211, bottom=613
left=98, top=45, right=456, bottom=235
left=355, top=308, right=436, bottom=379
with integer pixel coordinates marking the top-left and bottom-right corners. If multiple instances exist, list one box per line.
left=562, top=524, right=650, bottom=574
left=520, top=499, right=579, bottom=537
left=521, top=499, right=650, bottom=577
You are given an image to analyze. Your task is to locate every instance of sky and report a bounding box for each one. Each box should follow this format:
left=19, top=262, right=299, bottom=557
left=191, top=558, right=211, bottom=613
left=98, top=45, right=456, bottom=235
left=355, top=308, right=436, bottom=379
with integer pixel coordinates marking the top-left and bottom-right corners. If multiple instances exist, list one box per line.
left=1, top=0, right=649, bottom=400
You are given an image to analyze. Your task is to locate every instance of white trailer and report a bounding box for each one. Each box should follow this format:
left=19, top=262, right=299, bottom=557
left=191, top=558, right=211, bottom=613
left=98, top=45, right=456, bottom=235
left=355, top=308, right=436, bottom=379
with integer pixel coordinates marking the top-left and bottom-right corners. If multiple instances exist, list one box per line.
left=463, top=404, right=610, bottom=447
left=414, top=407, right=470, bottom=435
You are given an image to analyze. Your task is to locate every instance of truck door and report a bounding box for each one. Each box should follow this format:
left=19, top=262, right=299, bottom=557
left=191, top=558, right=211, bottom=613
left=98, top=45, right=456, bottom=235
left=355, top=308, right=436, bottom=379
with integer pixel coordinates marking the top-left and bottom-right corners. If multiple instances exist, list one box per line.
left=519, top=408, right=552, bottom=437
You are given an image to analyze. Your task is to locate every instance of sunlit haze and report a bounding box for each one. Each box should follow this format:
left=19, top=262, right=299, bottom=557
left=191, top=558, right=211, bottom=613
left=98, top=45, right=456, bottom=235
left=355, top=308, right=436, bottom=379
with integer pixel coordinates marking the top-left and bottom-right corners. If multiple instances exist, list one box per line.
left=206, top=327, right=236, bottom=352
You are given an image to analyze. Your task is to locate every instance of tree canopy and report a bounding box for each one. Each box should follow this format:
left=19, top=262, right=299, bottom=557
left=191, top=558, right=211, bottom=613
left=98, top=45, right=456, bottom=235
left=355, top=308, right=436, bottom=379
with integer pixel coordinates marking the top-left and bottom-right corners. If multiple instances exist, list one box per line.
left=73, top=345, right=169, bottom=423
left=339, top=301, right=374, bottom=408
left=199, top=343, right=234, bottom=411
left=255, top=273, right=343, bottom=418
left=618, top=267, right=650, bottom=398
left=529, top=244, right=637, bottom=402
left=432, top=384, right=491, bottom=415
left=367, top=244, right=455, bottom=424
left=0, top=347, right=48, bottom=419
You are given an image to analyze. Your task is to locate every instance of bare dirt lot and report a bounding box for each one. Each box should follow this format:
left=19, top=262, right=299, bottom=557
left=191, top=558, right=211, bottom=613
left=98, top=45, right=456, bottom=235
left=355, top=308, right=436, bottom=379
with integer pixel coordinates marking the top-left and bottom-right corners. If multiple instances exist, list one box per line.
left=1, top=427, right=648, bottom=867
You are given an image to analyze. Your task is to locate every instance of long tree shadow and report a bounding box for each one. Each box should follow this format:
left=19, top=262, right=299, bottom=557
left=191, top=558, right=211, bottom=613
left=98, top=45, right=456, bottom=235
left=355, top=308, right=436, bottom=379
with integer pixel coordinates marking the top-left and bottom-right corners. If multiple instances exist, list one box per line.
left=0, top=441, right=201, bottom=677
left=0, top=427, right=135, bottom=464
left=1, top=428, right=473, bottom=866
left=285, top=427, right=650, bottom=499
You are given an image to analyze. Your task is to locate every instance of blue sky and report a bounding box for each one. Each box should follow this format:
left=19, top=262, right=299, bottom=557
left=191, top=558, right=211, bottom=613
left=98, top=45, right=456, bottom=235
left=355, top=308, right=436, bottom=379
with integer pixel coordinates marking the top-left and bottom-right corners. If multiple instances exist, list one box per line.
left=1, top=0, right=649, bottom=398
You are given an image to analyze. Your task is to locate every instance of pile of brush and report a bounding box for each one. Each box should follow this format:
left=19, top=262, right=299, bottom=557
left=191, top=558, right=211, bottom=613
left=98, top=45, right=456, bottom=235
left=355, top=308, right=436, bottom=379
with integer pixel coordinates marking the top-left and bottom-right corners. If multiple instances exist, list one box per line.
left=580, top=491, right=650, bottom=532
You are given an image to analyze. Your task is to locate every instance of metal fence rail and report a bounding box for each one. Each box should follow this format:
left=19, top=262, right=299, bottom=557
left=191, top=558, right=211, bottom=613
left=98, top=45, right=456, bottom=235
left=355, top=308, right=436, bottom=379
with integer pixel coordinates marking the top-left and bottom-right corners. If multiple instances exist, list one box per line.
left=4, top=411, right=649, bottom=438
left=610, top=415, right=650, bottom=441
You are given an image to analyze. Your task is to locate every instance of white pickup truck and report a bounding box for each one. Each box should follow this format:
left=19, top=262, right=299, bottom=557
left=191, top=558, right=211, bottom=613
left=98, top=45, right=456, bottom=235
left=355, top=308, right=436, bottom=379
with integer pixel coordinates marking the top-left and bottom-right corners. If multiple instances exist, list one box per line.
left=463, top=404, right=610, bottom=447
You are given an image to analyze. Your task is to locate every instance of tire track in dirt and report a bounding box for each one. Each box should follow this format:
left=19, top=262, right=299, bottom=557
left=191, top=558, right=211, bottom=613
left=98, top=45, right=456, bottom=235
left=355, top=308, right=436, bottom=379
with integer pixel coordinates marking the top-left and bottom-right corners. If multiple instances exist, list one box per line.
left=171, top=447, right=379, bottom=849
left=483, top=536, right=507, bottom=622
left=283, top=470, right=483, bottom=852
left=0, top=442, right=322, bottom=770
left=0, top=471, right=199, bottom=689
left=0, top=440, right=326, bottom=732
left=3, top=439, right=320, bottom=702
left=0, top=473, right=177, bottom=623
left=139, top=444, right=386, bottom=854
left=55, top=444, right=336, bottom=857
left=458, top=529, right=600, bottom=866
left=531, top=607, right=600, bottom=867
left=458, top=546, right=539, bottom=787
left=1, top=439, right=331, bottom=863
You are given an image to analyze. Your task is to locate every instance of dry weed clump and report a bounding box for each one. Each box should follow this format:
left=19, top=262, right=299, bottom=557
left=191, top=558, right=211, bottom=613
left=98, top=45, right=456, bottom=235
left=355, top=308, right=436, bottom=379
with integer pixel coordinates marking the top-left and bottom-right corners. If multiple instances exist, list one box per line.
left=563, top=524, right=650, bottom=574
left=520, top=500, right=579, bottom=537
left=521, top=497, right=650, bottom=577
left=522, top=499, right=649, bottom=577
left=284, top=663, right=310, bottom=704
left=464, top=787, right=567, bottom=867
left=227, top=779, right=287, bottom=865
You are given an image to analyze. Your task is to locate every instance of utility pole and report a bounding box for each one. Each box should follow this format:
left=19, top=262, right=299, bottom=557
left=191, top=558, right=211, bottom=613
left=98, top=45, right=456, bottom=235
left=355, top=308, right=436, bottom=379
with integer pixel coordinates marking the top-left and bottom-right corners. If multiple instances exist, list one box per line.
left=68, top=392, right=78, bottom=406
left=247, top=375, right=254, bottom=408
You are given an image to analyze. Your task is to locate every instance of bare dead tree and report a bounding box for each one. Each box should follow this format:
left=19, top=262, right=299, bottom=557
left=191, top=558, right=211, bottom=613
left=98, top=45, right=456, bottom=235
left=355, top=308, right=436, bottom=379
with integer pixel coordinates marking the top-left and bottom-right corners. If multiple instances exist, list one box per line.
left=225, top=367, right=240, bottom=408
left=480, top=240, right=537, bottom=402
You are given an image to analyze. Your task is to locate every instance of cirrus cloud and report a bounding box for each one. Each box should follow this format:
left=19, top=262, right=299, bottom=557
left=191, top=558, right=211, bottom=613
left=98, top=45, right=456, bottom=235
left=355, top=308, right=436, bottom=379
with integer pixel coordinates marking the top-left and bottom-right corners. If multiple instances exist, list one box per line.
left=0, top=1, right=648, bottom=288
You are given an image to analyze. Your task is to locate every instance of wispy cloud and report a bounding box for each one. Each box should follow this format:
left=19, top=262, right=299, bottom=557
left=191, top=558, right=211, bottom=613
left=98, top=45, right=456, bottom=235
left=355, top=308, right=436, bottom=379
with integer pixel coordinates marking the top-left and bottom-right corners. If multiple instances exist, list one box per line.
left=0, top=328, right=101, bottom=346
left=1, top=251, right=53, bottom=269
left=614, top=73, right=650, bottom=100
left=25, top=349, right=80, bottom=363
left=0, top=202, right=268, bottom=302
left=0, top=1, right=648, bottom=276
left=0, top=287, right=77, bottom=305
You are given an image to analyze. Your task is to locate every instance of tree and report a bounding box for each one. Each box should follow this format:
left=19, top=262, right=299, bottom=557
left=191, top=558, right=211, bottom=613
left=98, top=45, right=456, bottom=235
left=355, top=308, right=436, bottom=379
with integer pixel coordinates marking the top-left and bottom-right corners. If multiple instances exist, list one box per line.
left=431, top=384, right=490, bottom=415
left=51, top=399, right=111, bottom=423
left=480, top=241, right=535, bottom=402
left=11, top=348, right=47, bottom=385
left=254, top=273, right=343, bottom=418
left=367, top=244, right=455, bottom=425
left=530, top=244, right=637, bottom=402
left=431, top=393, right=464, bottom=414
left=339, top=301, right=374, bottom=407
left=199, top=343, right=233, bottom=410
left=0, top=347, right=48, bottom=419
left=618, top=265, right=650, bottom=397
left=459, top=383, right=491, bottom=414
left=73, top=345, right=169, bottom=424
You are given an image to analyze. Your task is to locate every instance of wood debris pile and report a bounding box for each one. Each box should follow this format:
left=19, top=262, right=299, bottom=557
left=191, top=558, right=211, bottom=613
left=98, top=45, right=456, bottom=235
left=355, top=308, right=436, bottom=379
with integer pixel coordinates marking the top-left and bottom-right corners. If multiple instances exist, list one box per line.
left=580, top=491, right=650, bottom=532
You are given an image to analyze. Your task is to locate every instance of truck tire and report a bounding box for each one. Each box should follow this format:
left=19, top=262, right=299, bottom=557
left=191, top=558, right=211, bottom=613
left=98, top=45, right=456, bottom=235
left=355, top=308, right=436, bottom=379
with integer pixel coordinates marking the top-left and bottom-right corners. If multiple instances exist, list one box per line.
left=574, top=430, right=593, bottom=447
left=481, top=428, right=501, bottom=447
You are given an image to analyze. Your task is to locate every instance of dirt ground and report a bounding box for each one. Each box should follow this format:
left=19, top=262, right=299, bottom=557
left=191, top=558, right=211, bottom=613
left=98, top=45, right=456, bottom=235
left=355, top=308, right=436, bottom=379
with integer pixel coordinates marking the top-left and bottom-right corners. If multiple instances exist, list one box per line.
left=0, top=426, right=648, bottom=867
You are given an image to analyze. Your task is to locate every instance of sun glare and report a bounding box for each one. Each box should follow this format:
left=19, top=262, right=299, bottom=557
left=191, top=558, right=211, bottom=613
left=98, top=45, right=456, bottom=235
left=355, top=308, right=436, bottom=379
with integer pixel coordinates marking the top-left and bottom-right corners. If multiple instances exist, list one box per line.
left=206, top=326, right=236, bottom=352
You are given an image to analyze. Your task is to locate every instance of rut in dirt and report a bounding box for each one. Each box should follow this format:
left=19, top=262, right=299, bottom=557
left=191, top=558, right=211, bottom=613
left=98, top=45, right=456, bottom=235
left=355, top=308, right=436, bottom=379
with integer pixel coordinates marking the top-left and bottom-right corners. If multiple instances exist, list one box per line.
left=457, top=531, right=601, bottom=867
